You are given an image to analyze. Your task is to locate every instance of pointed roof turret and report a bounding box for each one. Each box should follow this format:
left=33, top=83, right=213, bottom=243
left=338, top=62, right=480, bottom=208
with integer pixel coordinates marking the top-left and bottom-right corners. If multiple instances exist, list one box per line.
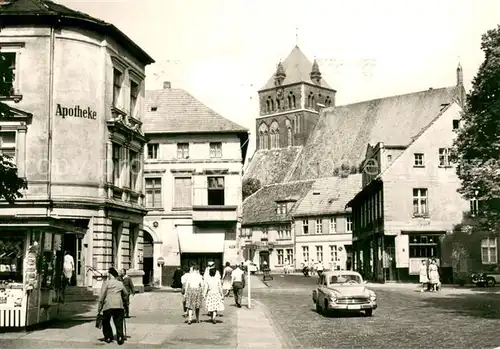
left=259, top=46, right=332, bottom=91
left=310, top=59, right=322, bottom=84
left=274, top=61, right=286, bottom=86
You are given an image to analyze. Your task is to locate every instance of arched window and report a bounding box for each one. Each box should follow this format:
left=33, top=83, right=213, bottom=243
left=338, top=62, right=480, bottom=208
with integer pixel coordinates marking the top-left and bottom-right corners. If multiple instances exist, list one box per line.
left=292, top=94, right=296, bottom=108
left=311, top=95, right=315, bottom=109
left=270, top=121, right=279, bottom=149
left=287, top=95, right=292, bottom=109
left=285, top=119, right=293, bottom=147
left=259, top=123, right=269, bottom=149
left=271, top=99, right=275, bottom=111
left=276, top=99, right=280, bottom=110
left=266, top=100, right=270, bottom=112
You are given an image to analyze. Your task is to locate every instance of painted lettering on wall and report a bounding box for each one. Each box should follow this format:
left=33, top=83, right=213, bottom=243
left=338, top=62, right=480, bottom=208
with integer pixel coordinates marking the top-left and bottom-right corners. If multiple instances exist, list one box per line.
left=56, top=104, right=97, bottom=120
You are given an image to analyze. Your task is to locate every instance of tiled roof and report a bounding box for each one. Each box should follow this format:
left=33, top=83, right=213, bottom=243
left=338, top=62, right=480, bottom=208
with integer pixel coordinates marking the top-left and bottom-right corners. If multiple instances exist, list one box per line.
left=242, top=180, right=315, bottom=226
left=292, top=174, right=362, bottom=217
left=143, top=88, right=248, bottom=134
left=0, top=0, right=154, bottom=64
left=260, top=46, right=331, bottom=91
left=287, top=86, right=458, bottom=181
left=243, top=147, right=303, bottom=186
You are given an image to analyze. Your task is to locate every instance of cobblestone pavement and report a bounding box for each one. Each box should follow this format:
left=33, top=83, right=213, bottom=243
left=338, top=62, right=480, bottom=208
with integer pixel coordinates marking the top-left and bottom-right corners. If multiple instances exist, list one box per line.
left=253, top=274, right=500, bottom=349
left=0, top=286, right=281, bottom=349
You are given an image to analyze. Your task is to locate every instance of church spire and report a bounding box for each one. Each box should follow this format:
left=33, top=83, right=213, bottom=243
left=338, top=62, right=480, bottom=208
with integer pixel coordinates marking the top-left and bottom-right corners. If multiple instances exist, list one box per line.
left=310, top=59, right=322, bottom=85
left=274, top=61, right=286, bottom=86
left=456, top=61, right=465, bottom=108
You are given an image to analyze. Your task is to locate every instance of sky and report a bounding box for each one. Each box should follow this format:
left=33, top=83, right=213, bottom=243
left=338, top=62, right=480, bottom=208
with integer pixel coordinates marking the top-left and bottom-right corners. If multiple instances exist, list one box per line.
left=59, top=0, right=500, bottom=160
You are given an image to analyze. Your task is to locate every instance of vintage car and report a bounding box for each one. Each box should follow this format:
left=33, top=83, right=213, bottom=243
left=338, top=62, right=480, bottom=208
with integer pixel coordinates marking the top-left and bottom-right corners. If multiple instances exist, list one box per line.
left=312, top=271, right=377, bottom=317
left=472, top=272, right=500, bottom=287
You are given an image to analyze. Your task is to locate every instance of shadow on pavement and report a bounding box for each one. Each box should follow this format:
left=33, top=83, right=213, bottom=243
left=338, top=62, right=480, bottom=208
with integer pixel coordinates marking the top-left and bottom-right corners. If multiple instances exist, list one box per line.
left=420, top=294, right=500, bottom=319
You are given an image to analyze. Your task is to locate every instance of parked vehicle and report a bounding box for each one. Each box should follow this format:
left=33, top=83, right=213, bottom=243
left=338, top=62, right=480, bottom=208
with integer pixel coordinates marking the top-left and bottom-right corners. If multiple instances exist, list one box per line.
left=312, top=271, right=377, bottom=317
left=244, top=260, right=258, bottom=274
left=472, top=272, right=500, bottom=287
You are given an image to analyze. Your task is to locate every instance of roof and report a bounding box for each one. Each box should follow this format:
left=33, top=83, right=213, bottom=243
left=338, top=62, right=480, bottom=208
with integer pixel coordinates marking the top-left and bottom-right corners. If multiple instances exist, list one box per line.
left=242, top=147, right=303, bottom=186
left=143, top=88, right=248, bottom=134
left=0, top=0, right=154, bottom=65
left=259, top=46, right=332, bottom=91
left=242, top=180, right=315, bottom=226
left=292, top=174, right=362, bottom=217
left=287, top=86, right=458, bottom=181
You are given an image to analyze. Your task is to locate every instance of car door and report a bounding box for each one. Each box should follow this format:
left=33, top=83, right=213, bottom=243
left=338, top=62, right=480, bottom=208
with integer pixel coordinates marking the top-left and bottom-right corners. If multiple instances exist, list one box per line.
left=317, top=275, right=327, bottom=305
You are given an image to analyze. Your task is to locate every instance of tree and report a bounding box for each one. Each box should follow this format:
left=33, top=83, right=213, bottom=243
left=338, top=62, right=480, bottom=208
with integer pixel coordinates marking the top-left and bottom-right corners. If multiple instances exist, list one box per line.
left=242, top=178, right=261, bottom=201
left=0, top=53, right=27, bottom=203
left=452, top=25, right=500, bottom=234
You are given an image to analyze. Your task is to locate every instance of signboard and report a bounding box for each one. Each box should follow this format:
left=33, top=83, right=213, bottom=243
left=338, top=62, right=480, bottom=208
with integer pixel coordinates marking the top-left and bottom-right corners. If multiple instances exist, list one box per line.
left=56, top=104, right=97, bottom=120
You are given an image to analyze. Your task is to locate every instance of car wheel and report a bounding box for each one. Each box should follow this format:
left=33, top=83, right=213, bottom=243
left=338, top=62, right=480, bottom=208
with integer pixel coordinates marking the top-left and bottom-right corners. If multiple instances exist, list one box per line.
left=323, top=300, right=329, bottom=316
left=316, top=300, right=322, bottom=314
left=487, top=277, right=496, bottom=287
left=365, top=309, right=373, bottom=317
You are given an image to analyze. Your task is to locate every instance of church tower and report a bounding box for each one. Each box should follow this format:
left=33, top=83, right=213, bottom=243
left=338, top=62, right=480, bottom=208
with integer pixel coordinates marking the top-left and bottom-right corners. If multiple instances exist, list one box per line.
left=256, top=46, right=336, bottom=150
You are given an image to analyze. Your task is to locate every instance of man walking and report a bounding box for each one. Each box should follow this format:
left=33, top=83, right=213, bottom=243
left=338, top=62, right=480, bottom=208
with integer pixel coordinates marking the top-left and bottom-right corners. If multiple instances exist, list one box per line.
left=120, top=268, right=135, bottom=318
left=231, top=264, right=245, bottom=308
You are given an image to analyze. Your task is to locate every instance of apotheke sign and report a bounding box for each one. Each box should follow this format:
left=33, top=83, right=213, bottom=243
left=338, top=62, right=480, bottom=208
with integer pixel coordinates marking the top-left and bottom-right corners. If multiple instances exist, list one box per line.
left=56, top=104, right=97, bottom=120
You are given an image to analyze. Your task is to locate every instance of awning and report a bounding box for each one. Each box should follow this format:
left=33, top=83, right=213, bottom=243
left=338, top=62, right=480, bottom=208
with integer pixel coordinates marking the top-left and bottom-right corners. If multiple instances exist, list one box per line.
left=177, top=225, right=225, bottom=253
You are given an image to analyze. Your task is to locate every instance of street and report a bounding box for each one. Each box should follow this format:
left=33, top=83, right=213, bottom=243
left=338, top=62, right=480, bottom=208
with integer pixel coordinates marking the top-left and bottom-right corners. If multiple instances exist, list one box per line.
left=252, top=274, right=500, bottom=349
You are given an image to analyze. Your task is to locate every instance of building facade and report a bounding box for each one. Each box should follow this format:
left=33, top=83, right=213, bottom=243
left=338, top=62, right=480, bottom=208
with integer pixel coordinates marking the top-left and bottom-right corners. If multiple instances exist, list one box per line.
left=142, top=83, right=248, bottom=285
left=348, top=101, right=470, bottom=283
left=0, top=0, right=154, bottom=296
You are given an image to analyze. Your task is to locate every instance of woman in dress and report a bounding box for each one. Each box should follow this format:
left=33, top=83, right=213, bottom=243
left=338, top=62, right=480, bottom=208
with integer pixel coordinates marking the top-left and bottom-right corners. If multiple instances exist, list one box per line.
left=180, top=266, right=190, bottom=317
left=221, top=262, right=233, bottom=297
left=428, top=259, right=440, bottom=292
left=184, top=264, right=203, bottom=324
left=419, top=260, right=428, bottom=292
left=203, top=268, right=225, bottom=324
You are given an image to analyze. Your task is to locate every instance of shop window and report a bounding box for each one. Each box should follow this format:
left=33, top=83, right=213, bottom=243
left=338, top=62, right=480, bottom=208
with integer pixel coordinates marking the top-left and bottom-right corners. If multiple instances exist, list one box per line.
left=209, top=142, right=222, bottom=158
left=147, top=143, right=159, bottom=159
left=0, top=131, right=16, bottom=162
left=112, top=144, right=121, bottom=186
left=409, top=234, right=439, bottom=258
left=129, top=150, right=139, bottom=191
left=481, top=238, right=497, bottom=265
left=0, top=232, right=25, bottom=283
left=277, top=249, right=284, bottom=265
left=145, top=178, right=162, bottom=208
left=302, top=246, right=309, bottom=262
left=207, top=176, right=224, bottom=205
left=177, top=143, right=189, bottom=159
left=174, top=177, right=192, bottom=208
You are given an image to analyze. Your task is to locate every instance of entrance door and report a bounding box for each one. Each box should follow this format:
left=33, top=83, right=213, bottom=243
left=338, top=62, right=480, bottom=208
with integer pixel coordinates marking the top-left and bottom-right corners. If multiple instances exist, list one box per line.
left=63, top=235, right=85, bottom=286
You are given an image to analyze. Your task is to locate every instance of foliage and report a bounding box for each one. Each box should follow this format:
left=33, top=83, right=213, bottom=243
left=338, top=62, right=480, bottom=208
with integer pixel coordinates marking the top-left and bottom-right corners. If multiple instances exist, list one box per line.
left=0, top=53, right=27, bottom=203
left=242, top=178, right=261, bottom=201
left=451, top=24, right=500, bottom=234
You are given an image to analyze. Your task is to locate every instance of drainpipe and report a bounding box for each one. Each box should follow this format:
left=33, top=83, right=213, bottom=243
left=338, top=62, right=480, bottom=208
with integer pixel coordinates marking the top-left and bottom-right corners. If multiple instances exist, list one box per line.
left=47, top=26, right=56, bottom=207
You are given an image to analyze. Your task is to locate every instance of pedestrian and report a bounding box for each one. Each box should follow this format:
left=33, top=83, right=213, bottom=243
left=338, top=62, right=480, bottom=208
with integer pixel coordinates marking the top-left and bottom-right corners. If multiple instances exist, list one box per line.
left=419, top=260, right=429, bottom=292
left=428, top=259, right=440, bottom=292
left=231, top=263, right=245, bottom=308
left=283, top=259, right=289, bottom=274
left=120, top=268, right=135, bottom=318
left=203, top=267, right=225, bottom=324
left=172, top=266, right=183, bottom=289
left=221, top=262, right=233, bottom=297
left=203, top=261, right=221, bottom=280
left=97, top=267, right=128, bottom=345
left=184, top=264, right=203, bottom=324
left=61, top=250, right=74, bottom=302
left=309, top=259, right=315, bottom=276
left=180, top=266, right=190, bottom=317
left=316, top=260, right=324, bottom=277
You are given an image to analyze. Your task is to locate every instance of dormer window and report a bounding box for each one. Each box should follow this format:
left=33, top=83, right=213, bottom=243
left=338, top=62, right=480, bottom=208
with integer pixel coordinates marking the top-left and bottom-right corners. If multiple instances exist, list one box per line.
left=277, top=203, right=287, bottom=214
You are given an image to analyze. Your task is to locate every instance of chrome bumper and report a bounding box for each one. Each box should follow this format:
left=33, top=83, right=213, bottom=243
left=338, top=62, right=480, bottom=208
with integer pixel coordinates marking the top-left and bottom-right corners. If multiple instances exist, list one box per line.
left=328, top=300, right=377, bottom=310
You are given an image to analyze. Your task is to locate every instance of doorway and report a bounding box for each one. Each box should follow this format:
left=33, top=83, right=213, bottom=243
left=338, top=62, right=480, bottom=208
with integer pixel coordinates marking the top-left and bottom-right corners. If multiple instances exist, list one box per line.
left=142, top=231, right=154, bottom=286
left=181, top=253, right=223, bottom=275
left=63, top=234, right=84, bottom=286
left=259, top=251, right=269, bottom=270
left=383, top=237, right=397, bottom=282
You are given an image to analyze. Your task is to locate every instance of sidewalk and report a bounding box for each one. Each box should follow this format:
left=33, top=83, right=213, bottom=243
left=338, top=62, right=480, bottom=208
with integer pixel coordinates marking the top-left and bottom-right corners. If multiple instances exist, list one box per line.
left=0, top=288, right=283, bottom=348
left=367, top=282, right=500, bottom=295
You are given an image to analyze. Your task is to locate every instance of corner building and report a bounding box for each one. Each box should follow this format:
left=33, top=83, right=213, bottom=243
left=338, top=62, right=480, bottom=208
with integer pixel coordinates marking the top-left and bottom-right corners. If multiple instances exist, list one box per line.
left=0, top=0, right=154, bottom=313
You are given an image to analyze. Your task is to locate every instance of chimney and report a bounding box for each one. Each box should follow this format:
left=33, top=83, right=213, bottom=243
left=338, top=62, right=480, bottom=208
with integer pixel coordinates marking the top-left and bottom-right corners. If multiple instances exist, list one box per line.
left=163, top=81, right=171, bottom=89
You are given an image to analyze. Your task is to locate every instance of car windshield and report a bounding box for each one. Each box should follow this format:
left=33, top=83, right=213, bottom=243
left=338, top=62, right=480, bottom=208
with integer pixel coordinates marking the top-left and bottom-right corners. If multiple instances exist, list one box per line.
left=329, top=274, right=362, bottom=284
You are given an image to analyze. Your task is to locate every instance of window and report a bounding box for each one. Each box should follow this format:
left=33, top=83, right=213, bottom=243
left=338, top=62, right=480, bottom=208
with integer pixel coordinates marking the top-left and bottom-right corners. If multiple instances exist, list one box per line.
left=452, top=119, right=460, bottom=130
left=316, top=245, right=323, bottom=262
left=277, top=203, right=287, bottom=214
left=409, top=234, right=438, bottom=258
left=412, top=188, right=428, bottom=216
left=387, top=154, right=392, bottom=162
left=277, top=249, right=284, bottom=265
left=414, top=153, right=424, bottom=167
left=315, top=219, right=323, bottom=234
left=147, top=143, right=159, bottom=159
left=302, top=220, right=309, bottom=234
left=278, top=226, right=291, bottom=239
left=345, top=217, right=353, bottom=233
left=470, top=198, right=479, bottom=216
left=302, top=246, right=309, bottom=262
left=330, top=218, right=337, bottom=233
left=129, top=150, right=139, bottom=190
left=439, top=148, right=451, bottom=166
left=329, top=245, right=338, bottom=262
left=286, top=249, right=293, bottom=264
left=0, top=52, right=16, bottom=97
left=207, top=176, right=225, bottom=205
left=112, top=144, right=121, bottom=186
left=261, top=228, right=268, bottom=240
left=177, top=143, right=189, bottom=159
left=209, top=142, right=222, bottom=158
left=150, top=106, right=158, bottom=112
left=174, top=177, right=192, bottom=208
left=481, top=238, right=497, bottom=265
left=112, top=68, right=123, bottom=107
left=0, top=132, right=16, bottom=160
left=130, top=80, right=139, bottom=117
left=145, top=178, right=162, bottom=208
